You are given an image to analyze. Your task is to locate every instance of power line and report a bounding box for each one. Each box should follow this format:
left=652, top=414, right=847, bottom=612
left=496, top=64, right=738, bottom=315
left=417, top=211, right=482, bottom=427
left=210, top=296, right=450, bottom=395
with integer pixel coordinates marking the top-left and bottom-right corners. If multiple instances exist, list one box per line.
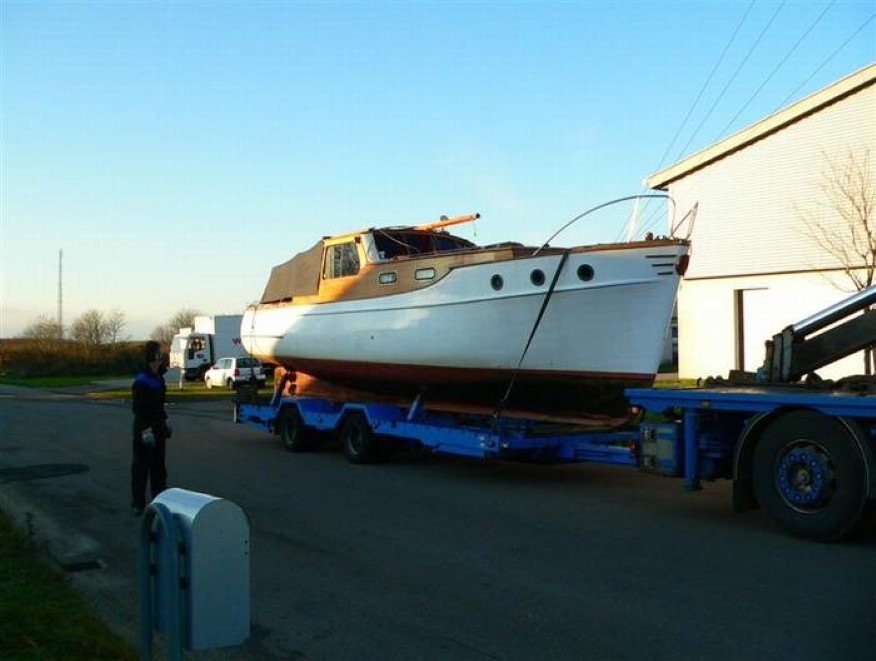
left=674, top=0, right=787, bottom=163
left=777, top=11, right=876, bottom=109
left=655, top=1, right=757, bottom=173
left=615, top=0, right=756, bottom=241
left=618, top=1, right=756, bottom=242
left=716, top=1, right=835, bottom=140
left=630, top=2, right=872, bottom=242
left=636, top=1, right=788, bottom=240
left=616, top=0, right=756, bottom=240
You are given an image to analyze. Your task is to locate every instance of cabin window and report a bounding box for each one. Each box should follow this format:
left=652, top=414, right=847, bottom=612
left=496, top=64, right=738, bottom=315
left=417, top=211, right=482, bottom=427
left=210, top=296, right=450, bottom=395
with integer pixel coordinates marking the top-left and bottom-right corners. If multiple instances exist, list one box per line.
left=415, top=268, right=436, bottom=280
left=379, top=271, right=397, bottom=285
left=373, top=230, right=476, bottom=258
left=577, top=264, right=594, bottom=281
left=433, top=235, right=472, bottom=252
left=187, top=337, right=205, bottom=359
left=374, top=232, right=425, bottom=257
left=323, top=242, right=360, bottom=278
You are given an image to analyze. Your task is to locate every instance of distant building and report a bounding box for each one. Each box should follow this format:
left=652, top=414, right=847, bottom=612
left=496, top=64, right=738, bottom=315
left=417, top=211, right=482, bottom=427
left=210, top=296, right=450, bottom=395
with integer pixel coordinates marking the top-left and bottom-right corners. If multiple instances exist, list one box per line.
left=648, top=63, right=876, bottom=380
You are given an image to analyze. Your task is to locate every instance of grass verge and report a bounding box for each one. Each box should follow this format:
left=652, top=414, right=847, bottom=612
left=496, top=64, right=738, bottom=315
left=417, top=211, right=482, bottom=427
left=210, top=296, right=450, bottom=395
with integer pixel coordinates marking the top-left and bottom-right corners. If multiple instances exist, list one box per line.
left=0, top=374, right=130, bottom=388
left=0, top=508, right=136, bottom=660
left=89, top=382, right=243, bottom=402
left=0, top=374, right=272, bottom=402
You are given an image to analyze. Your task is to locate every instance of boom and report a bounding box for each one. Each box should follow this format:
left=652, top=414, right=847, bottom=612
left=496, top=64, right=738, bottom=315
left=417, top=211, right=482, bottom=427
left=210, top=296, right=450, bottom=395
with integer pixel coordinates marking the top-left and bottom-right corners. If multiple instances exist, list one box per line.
left=761, top=285, right=876, bottom=382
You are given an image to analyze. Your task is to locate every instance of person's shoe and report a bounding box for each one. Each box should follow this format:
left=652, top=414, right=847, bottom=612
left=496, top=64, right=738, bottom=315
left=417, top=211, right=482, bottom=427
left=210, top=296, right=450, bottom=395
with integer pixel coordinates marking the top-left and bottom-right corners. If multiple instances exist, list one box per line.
left=132, top=506, right=144, bottom=516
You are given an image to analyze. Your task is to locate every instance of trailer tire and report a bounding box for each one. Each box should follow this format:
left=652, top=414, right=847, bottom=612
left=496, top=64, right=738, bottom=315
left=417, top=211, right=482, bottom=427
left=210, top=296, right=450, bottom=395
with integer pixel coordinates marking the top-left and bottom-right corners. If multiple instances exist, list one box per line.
left=279, top=407, right=311, bottom=452
left=340, top=412, right=380, bottom=464
left=752, top=411, right=866, bottom=542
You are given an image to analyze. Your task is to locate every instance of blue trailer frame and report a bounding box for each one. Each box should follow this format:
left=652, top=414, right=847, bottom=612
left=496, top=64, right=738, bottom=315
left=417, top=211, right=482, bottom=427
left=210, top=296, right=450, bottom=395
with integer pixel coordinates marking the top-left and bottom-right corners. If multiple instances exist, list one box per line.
left=236, top=379, right=876, bottom=541
left=237, top=391, right=642, bottom=466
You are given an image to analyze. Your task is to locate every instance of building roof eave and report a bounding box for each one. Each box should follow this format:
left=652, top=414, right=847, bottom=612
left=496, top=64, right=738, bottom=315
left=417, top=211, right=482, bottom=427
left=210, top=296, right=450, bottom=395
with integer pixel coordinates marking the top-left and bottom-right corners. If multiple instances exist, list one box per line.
left=647, top=62, right=876, bottom=190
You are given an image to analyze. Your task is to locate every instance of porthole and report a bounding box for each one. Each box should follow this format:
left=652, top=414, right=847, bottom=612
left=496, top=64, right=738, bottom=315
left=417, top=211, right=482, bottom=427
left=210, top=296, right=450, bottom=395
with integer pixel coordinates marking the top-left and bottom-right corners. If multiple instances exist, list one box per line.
left=378, top=271, right=397, bottom=285
left=415, top=267, right=436, bottom=281
left=490, top=274, right=504, bottom=291
left=577, top=264, right=594, bottom=281
left=530, top=269, right=545, bottom=286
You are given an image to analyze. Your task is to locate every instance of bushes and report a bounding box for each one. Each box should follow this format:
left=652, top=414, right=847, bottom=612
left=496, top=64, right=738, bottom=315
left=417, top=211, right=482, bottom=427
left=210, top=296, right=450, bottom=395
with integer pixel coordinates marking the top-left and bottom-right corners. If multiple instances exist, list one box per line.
left=0, top=339, right=146, bottom=377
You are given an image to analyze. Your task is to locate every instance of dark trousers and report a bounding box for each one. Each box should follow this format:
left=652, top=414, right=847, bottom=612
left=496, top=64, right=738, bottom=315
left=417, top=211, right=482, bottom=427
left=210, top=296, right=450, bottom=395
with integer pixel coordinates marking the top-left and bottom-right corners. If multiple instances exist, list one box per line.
left=131, top=434, right=167, bottom=509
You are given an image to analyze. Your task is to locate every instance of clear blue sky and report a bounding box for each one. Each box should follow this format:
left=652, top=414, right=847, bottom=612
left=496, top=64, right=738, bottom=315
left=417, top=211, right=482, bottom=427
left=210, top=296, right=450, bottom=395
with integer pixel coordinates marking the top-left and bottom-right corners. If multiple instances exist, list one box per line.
left=1, top=1, right=873, bottom=340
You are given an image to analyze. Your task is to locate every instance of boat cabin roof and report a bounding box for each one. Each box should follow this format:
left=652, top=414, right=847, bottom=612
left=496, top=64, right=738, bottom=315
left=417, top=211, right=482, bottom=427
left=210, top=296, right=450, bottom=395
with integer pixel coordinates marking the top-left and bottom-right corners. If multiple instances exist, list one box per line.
left=259, top=227, right=478, bottom=304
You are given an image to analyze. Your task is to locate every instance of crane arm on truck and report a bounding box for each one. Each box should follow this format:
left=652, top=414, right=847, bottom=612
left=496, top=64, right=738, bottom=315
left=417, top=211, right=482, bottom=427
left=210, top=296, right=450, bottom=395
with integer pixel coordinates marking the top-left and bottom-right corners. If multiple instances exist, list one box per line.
left=762, top=286, right=876, bottom=383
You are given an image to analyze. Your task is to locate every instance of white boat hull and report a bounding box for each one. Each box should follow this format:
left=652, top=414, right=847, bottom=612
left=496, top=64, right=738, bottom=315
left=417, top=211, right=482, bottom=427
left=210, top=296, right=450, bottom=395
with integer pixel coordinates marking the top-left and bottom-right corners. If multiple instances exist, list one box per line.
left=242, top=242, right=686, bottom=416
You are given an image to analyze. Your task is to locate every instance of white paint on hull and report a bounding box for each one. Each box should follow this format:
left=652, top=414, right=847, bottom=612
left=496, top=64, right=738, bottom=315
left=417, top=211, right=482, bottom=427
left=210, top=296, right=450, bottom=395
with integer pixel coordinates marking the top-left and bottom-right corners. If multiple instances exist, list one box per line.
left=241, top=244, right=685, bottom=378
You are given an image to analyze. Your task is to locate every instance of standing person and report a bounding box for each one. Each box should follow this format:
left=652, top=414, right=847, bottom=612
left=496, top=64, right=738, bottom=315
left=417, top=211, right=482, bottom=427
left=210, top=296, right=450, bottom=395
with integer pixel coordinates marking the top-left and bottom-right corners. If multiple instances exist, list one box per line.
left=131, top=340, right=171, bottom=516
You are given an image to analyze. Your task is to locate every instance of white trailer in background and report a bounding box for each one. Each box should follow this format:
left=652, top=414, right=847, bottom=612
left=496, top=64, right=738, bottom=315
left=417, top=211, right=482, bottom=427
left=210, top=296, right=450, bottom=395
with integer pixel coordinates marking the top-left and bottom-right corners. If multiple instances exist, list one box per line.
left=170, top=315, right=246, bottom=381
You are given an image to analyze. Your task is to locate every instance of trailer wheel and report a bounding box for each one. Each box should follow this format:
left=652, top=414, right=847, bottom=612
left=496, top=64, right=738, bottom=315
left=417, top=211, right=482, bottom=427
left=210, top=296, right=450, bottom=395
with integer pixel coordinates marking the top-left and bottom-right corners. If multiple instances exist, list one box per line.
left=340, top=413, right=380, bottom=464
left=279, top=407, right=311, bottom=452
left=752, top=411, right=866, bottom=541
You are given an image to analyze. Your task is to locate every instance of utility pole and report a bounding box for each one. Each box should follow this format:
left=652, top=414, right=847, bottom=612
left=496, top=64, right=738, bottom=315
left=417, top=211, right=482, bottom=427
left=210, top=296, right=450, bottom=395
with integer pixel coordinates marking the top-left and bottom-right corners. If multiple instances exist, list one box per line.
left=58, top=249, right=63, bottom=339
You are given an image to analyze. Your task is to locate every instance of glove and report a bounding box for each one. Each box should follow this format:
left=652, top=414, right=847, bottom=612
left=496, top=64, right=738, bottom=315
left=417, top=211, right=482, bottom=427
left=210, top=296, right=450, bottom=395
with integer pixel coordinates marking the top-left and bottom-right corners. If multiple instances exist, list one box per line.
left=141, top=428, right=156, bottom=446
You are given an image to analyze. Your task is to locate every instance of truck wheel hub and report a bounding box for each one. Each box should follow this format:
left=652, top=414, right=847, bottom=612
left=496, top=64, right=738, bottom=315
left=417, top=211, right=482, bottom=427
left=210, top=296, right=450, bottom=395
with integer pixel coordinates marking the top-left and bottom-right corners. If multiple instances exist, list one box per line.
left=776, top=442, right=834, bottom=512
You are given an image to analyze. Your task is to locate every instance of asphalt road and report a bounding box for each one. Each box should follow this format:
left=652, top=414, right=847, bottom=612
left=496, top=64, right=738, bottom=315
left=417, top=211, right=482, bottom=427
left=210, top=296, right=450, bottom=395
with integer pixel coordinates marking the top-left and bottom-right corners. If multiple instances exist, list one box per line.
left=1, top=384, right=874, bottom=660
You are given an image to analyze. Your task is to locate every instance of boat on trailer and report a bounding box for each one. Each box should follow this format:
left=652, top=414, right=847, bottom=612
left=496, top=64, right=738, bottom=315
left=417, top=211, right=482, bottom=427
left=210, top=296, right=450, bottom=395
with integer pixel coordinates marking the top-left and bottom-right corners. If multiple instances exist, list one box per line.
left=241, top=211, right=690, bottom=419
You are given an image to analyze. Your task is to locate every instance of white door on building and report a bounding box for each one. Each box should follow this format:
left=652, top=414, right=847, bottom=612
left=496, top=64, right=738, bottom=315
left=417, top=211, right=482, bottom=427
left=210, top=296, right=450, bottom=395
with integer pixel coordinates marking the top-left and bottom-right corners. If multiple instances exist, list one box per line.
left=737, top=288, right=773, bottom=372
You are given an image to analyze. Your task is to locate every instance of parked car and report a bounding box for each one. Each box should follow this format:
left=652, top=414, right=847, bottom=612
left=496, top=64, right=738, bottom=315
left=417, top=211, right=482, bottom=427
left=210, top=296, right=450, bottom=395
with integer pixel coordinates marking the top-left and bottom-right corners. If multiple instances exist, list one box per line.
left=204, top=356, right=266, bottom=389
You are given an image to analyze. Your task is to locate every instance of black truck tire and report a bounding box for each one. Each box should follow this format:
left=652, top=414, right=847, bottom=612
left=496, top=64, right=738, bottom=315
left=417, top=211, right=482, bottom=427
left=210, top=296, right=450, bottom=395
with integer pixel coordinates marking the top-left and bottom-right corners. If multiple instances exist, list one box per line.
left=752, top=410, right=866, bottom=542
left=340, top=412, right=380, bottom=464
left=279, top=406, right=311, bottom=452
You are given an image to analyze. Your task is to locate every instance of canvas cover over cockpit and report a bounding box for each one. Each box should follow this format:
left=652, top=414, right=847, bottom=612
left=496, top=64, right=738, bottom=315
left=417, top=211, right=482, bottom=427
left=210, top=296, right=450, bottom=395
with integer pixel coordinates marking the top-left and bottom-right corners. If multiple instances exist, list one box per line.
left=260, top=241, right=324, bottom=303
left=259, top=228, right=478, bottom=304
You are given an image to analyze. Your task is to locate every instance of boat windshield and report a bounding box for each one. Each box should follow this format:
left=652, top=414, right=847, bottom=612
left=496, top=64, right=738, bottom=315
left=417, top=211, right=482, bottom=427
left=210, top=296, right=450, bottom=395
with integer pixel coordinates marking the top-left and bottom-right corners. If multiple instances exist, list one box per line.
left=373, top=230, right=475, bottom=259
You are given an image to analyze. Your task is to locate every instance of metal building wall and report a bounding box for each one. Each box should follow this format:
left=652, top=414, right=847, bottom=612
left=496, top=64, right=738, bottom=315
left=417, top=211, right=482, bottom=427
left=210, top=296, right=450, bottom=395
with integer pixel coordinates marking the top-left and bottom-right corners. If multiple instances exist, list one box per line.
left=665, top=82, right=875, bottom=379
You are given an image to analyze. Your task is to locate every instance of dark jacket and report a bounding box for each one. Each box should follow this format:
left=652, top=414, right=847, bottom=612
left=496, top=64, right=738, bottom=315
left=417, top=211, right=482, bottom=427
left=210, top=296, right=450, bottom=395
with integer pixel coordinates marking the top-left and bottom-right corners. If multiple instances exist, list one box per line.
left=132, top=364, right=168, bottom=436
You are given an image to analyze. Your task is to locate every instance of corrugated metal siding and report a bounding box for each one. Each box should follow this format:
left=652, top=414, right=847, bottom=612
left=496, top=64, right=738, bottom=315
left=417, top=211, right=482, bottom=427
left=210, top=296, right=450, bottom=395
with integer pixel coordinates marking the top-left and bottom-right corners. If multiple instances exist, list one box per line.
left=668, top=84, right=875, bottom=280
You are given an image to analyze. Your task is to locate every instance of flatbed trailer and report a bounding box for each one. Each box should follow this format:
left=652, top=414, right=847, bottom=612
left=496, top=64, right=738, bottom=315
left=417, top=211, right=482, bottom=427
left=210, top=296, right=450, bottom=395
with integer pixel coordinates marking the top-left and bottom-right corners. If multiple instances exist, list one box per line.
left=236, top=286, right=876, bottom=541
left=236, top=381, right=876, bottom=542
left=237, top=392, right=642, bottom=467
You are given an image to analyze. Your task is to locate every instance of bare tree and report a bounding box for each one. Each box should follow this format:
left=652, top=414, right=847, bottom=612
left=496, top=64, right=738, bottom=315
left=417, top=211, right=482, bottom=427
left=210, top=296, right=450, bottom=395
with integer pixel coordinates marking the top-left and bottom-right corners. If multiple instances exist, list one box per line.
left=169, top=308, right=201, bottom=332
left=801, top=148, right=875, bottom=290
left=105, top=309, right=127, bottom=344
left=21, top=314, right=64, bottom=343
left=800, top=148, right=875, bottom=371
left=70, top=309, right=109, bottom=347
left=151, top=308, right=202, bottom=345
left=150, top=324, right=176, bottom=346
